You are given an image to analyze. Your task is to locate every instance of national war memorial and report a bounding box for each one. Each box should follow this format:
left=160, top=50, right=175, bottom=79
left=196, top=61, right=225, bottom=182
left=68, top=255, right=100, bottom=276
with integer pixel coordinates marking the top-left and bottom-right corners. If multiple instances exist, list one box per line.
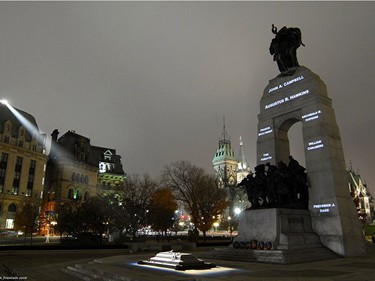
left=232, top=25, right=366, bottom=260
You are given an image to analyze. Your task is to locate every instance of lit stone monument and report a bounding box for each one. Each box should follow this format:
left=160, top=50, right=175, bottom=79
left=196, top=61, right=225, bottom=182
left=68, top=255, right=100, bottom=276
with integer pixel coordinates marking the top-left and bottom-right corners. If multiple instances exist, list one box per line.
left=138, top=251, right=215, bottom=271
left=235, top=25, right=366, bottom=257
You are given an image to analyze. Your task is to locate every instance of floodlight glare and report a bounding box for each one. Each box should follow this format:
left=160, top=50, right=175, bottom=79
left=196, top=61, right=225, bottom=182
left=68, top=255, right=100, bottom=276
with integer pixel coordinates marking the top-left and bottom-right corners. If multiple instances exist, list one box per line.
left=0, top=99, right=8, bottom=105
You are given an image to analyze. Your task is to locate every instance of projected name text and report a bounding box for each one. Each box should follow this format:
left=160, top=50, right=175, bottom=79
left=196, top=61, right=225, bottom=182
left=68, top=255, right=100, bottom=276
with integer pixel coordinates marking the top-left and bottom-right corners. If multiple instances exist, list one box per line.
left=261, top=153, right=272, bottom=161
left=302, top=110, right=322, bottom=122
left=258, top=126, right=273, bottom=136
left=268, top=75, right=304, bottom=94
left=307, top=140, right=324, bottom=151
left=313, top=203, right=336, bottom=213
left=265, top=89, right=310, bottom=109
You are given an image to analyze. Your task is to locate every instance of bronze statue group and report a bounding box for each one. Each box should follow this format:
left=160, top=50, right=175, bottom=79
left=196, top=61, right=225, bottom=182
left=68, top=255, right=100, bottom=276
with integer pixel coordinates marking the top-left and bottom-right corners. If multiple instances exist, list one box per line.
left=238, top=156, right=309, bottom=210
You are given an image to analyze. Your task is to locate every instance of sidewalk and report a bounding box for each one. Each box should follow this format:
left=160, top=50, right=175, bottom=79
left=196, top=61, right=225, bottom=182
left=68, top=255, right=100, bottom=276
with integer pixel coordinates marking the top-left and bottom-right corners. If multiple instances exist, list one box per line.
left=62, top=243, right=375, bottom=281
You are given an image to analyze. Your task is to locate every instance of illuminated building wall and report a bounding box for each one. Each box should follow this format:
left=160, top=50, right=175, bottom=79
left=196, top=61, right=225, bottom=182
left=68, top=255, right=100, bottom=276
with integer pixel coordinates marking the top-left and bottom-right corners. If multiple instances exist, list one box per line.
left=212, top=123, right=250, bottom=221
left=93, top=146, right=126, bottom=194
left=212, top=123, right=238, bottom=189
left=347, top=168, right=374, bottom=223
left=0, top=103, right=47, bottom=230
left=45, top=130, right=126, bottom=206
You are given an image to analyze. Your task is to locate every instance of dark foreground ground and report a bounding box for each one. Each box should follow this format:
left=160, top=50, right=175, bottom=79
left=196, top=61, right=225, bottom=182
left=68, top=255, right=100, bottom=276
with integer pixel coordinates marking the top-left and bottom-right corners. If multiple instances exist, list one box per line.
left=1, top=243, right=375, bottom=281
left=0, top=248, right=127, bottom=280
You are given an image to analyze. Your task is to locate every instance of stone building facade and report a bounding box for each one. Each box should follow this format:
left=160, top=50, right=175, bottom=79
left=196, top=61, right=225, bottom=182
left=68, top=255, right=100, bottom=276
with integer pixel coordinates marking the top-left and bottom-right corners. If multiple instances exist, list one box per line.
left=347, top=168, right=374, bottom=223
left=42, top=129, right=125, bottom=234
left=45, top=129, right=125, bottom=204
left=0, top=102, right=47, bottom=230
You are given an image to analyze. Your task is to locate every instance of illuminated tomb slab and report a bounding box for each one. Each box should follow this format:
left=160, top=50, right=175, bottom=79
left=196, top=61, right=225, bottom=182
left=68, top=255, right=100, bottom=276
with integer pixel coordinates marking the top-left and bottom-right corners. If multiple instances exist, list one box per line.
left=138, top=251, right=215, bottom=271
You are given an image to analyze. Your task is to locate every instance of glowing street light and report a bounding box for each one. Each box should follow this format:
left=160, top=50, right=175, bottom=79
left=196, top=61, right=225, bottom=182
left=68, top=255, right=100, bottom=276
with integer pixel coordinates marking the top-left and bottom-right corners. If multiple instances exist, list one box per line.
left=0, top=99, right=9, bottom=105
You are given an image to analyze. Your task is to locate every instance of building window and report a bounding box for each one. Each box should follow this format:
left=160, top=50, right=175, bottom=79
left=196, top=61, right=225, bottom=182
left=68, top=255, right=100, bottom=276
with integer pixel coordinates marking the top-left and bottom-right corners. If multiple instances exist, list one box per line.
left=12, top=186, right=19, bottom=195
left=15, top=156, right=23, bottom=168
left=71, top=173, right=76, bottom=182
left=68, top=188, right=73, bottom=200
left=6, top=204, right=16, bottom=228
left=84, top=191, right=89, bottom=201
left=104, top=150, right=112, bottom=161
left=0, top=153, right=8, bottom=191
left=3, top=136, right=9, bottom=144
left=5, top=219, right=14, bottom=229
left=1, top=153, right=8, bottom=163
left=8, top=204, right=16, bottom=212
left=74, top=190, right=80, bottom=201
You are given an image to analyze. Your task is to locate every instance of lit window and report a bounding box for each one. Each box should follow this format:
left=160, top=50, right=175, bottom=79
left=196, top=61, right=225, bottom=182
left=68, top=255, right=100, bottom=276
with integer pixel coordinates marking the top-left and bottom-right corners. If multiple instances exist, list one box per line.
left=5, top=219, right=14, bottom=229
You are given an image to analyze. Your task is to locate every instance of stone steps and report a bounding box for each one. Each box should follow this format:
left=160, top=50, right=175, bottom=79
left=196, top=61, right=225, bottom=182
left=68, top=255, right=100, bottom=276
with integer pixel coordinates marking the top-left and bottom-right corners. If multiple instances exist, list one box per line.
left=196, top=246, right=340, bottom=264
left=64, top=260, right=145, bottom=281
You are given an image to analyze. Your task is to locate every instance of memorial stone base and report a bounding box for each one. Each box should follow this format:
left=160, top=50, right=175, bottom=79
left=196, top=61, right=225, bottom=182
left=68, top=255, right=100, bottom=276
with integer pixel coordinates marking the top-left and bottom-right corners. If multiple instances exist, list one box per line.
left=234, top=208, right=322, bottom=250
left=199, top=208, right=339, bottom=264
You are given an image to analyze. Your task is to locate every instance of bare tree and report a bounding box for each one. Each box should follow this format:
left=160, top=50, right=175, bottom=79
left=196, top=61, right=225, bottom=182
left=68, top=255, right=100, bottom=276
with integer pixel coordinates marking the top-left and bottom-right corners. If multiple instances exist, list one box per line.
left=14, top=197, right=42, bottom=245
left=149, top=187, right=177, bottom=239
left=161, top=161, right=228, bottom=240
left=121, top=174, right=157, bottom=239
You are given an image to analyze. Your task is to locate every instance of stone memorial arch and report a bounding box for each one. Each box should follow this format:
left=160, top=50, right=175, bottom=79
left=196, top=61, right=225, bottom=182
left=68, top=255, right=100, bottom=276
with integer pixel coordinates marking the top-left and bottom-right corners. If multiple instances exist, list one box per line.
left=257, top=65, right=365, bottom=256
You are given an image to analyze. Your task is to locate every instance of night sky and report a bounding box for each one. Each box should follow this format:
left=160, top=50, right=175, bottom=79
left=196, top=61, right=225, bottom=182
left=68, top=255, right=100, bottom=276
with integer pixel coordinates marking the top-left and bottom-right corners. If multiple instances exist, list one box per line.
left=0, top=2, right=374, bottom=194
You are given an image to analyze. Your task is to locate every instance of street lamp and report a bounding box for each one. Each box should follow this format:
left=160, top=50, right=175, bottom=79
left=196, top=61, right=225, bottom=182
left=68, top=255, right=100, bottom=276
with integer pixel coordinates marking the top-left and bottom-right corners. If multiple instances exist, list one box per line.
left=234, top=207, right=242, bottom=216
left=213, top=222, right=219, bottom=233
left=50, top=221, right=57, bottom=236
left=227, top=216, right=232, bottom=240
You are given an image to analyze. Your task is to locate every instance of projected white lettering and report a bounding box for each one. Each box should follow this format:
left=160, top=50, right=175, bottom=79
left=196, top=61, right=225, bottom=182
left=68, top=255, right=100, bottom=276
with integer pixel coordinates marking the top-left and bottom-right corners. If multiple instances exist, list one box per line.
left=302, top=110, right=322, bottom=122
left=265, top=89, right=310, bottom=109
left=265, top=98, right=285, bottom=109
left=289, top=89, right=309, bottom=100
left=307, top=140, right=324, bottom=151
left=268, top=86, right=279, bottom=94
left=267, top=75, right=304, bottom=94
left=261, top=153, right=272, bottom=161
left=258, top=126, right=273, bottom=136
left=313, top=203, right=336, bottom=213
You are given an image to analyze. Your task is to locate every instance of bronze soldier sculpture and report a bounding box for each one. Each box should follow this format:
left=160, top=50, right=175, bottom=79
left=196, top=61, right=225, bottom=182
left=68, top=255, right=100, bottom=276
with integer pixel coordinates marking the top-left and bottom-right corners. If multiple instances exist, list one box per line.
left=270, top=24, right=305, bottom=75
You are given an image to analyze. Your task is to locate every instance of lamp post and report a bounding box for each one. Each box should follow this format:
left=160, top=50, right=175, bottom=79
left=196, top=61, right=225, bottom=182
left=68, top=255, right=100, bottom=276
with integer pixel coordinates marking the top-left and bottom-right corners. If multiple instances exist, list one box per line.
left=218, top=162, right=237, bottom=240
left=213, top=222, right=219, bottom=233
left=50, top=221, right=57, bottom=236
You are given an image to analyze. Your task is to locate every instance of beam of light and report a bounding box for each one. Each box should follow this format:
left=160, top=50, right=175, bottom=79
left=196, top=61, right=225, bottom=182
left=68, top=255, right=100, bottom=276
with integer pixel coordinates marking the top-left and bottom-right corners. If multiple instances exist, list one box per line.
left=1, top=101, right=56, bottom=156
left=3, top=101, right=43, bottom=141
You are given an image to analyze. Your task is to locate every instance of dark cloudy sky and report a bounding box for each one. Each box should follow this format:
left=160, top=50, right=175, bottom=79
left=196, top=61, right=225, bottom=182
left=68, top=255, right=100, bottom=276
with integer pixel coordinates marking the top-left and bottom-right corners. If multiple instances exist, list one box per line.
left=1, top=2, right=374, bottom=194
